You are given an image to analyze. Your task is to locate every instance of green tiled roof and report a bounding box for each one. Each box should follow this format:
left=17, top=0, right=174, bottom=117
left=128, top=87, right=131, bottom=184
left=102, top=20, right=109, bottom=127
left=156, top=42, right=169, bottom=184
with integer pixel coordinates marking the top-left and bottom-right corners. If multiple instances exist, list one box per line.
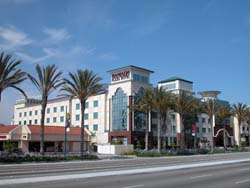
left=158, top=76, right=193, bottom=84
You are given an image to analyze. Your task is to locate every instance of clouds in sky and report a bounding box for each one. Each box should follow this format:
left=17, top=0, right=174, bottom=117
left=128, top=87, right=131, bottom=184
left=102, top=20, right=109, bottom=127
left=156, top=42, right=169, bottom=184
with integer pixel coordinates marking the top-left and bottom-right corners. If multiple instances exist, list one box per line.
left=0, top=24, right=98, bottom=64
left=43, top=28, right=71, bottom=44
left=0, top=25, right=33, bottom=50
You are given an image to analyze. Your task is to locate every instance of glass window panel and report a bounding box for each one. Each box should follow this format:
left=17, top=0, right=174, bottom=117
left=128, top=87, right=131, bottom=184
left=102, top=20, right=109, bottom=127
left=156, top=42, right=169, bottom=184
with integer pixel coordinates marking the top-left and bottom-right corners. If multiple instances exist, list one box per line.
left=112, top=88, right=128, bottom=131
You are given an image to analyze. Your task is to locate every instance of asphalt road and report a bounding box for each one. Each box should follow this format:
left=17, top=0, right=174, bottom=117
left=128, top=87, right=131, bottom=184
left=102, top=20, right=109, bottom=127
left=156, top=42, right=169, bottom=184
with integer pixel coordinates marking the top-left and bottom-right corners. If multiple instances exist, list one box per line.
left=0, top=152, right=250, bottom=188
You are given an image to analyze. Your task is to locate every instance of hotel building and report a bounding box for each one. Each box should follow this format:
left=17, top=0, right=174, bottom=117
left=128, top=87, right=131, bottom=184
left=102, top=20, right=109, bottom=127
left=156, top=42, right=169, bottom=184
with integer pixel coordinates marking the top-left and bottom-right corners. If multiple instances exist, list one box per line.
left=1, top=65, right=244, bottom=152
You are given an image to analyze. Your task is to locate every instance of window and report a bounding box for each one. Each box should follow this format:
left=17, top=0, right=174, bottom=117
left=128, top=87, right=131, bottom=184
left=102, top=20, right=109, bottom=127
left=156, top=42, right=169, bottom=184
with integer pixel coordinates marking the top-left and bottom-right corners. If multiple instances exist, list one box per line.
left=93, top=124, right=98, bottom=131
left=112, top=88, right=128, bottom=131
left=60, top=106, right=64, bottom=112
left=171, top=114, right=176, bottom=120
left=152, top=124, right=157, bottom=131
left=60, top=116, right=64, bottom=123
left=172, top=125, right=176, bottom=133
left=132, top=73, right=149, bottom=84
left=46, top=118, right=50, bottom=123
left=208, top=118, right=211, bottom=124
left=196, top=127, right=200, bottom=133
left=76, top=103, right=80, bottom=110
left=24, top=112, right=27, bottom=117
left=202, top=128, right=206, bottom=133
left=93, top=100, right=98, bottom=107
left=84, top=125, right=89, bottom=130
left=34, top=119, right=37, bottom=124
left=19, top=121, right=21, bottom=125
left=53, top=117, right=57, bottom=123
left=75, top=114, right=80, bottom=121
left=162, top=83, right=176, bottom=90
left=93, top=112, right=98, bottom=119
left=19, top=112, right=22, bottom=117
left=208, top=128, right=211, bottom=133
left=35, top=110, right=38, bottom=115
left=29, top=111, right=32, bottom=116
left=24, top=120, right=27, bottom=125
left=53, top=107, right=57, bottom=113
left=47, top=108, right=50, bottom=114
left=202, top=118, right=206, bottom=123
left=84, top=113, right=88, bottom=120
left=85, top=102, right=89, bottom=108
left=28, top=120, right=31, bottom=125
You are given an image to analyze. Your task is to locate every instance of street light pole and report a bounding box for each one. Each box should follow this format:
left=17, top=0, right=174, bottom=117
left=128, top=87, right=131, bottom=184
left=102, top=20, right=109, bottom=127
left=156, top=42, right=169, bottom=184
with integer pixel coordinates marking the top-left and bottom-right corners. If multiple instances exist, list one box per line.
left=64, top=124, right=67, bottom=159
left=64, top=106, right=71, bottom=160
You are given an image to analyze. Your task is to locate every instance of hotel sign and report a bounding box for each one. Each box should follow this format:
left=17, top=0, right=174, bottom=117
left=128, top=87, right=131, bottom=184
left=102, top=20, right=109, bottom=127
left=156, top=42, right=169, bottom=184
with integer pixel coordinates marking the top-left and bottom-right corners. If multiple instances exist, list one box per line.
left=112, top=70, right=130, bottom=82
left=0, top=135, right=7, bottom=139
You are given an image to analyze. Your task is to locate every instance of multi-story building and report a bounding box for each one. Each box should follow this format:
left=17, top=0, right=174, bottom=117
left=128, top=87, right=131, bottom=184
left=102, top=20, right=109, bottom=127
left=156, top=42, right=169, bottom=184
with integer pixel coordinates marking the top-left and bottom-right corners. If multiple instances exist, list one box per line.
left=9, top=65, right=242, bottom=152
left=13, top=93, right=108, bottom=145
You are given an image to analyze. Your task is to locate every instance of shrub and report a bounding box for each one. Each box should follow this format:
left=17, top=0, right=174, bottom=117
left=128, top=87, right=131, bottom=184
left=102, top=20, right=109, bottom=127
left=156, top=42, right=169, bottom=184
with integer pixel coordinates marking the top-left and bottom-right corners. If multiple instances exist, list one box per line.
left=3, top=140, right=18, bottom=153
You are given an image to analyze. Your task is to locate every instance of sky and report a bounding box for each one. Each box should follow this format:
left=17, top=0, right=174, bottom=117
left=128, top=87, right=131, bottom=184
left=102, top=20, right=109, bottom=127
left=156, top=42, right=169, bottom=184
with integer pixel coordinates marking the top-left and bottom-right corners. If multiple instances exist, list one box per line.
left=0, top=0, right=250, bottom=124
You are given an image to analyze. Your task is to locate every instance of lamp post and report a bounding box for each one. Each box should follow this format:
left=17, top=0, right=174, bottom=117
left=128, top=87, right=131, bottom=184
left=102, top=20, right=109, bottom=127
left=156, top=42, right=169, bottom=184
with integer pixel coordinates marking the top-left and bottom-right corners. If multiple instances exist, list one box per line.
left=64, top=106, right=71, bottom=160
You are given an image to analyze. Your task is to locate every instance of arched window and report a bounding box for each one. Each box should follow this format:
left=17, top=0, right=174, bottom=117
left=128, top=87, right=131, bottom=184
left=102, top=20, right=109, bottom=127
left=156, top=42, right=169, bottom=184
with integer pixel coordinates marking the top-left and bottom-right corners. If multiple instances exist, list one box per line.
left=112, top=88, right=128, bottom=131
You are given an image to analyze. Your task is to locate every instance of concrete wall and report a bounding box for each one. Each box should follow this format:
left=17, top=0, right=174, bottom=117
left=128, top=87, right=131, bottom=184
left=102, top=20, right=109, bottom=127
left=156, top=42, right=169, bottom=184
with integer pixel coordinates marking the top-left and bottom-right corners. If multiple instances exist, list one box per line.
left=97, top=144, right=134, bottom=155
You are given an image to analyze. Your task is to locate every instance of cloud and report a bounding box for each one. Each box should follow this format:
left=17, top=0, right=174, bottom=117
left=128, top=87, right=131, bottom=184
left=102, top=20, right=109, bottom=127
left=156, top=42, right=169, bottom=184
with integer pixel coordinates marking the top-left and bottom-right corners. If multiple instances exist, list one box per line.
left=16, top=46, right=96, bottom=64
left=100, top=52, right=118, bottom=61
left=43, top=28, right=71, bottom=44
left=0, top=25, right=33, bottom=50
left=15, top=51, right=52, bottom=64
left=43, top=46, right=95, bottom=58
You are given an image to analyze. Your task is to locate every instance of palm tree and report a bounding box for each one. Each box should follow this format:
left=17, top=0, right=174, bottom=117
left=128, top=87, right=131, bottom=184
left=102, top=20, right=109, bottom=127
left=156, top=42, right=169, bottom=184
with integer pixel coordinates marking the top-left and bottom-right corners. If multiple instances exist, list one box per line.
left=246, top=108, right=250, bottom=146
left=131, top=88, right=154, bottom=150
left=217, top=104, right=231, bottom=148
left=0, top=52, right=27, bottom=102
left=189, top=98, right=203, bottom=149
left=28, top=64, right=63, bottom=155
left=202, top=98, right=218, bottom=152
left=62, top=69, right=103, bottom=157
left=151, top=87, right=173, bottom=152
left=173, top=91, right=195, bottom=148
left=232, top=103, right=248, bottom=147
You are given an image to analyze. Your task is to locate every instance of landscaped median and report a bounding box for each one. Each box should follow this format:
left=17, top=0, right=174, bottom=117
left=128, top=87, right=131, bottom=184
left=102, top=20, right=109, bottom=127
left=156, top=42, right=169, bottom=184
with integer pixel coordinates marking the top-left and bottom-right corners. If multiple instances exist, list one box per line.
left=0, top=152, right=99, bottom=163
left=122, top=146, right=250, bottom=157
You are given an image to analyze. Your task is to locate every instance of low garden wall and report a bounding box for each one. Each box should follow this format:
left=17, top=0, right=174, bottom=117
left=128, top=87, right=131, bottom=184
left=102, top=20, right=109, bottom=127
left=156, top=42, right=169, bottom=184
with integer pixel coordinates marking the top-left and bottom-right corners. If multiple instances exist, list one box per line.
left=97, top=144, right=134, bottom=155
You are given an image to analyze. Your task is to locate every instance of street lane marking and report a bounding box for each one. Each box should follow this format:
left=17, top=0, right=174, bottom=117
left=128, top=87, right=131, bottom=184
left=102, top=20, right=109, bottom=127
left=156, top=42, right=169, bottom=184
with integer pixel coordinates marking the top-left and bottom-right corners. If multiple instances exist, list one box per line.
left=237, top=168, right=250, bottom=172
left=1, top=159, right=250, bottom=186
left=190, top=174, right=212, bottom=179
left=123, top=185, right=144, bottom=188
left=236, top=179, right=250, bottom=184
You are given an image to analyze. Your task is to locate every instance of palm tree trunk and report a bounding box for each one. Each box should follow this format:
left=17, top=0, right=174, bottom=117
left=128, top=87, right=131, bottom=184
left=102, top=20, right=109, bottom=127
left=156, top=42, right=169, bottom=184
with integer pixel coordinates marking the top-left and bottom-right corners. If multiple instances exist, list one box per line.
left=80, top=100, right=86, bottom=157
left=210, top=122, right=214, bottom=152
left=238, top=121, right=241, bottom=147
left=180, top=115, right=184, bottom=149
left=157, top=111, right=161, bottom=152
left=223, top=124, right=226, bottom=149
left=145, top=111, right=149, bottom=151
left=40, top=96, right=47, bottom=155
left=210, top=114, right=215, bottom=152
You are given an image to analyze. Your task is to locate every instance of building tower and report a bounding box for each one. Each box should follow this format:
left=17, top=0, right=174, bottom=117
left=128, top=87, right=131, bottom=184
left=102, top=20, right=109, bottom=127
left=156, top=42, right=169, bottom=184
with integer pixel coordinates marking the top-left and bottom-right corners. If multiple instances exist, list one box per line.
left=107, top=65, right=154, bottom=145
